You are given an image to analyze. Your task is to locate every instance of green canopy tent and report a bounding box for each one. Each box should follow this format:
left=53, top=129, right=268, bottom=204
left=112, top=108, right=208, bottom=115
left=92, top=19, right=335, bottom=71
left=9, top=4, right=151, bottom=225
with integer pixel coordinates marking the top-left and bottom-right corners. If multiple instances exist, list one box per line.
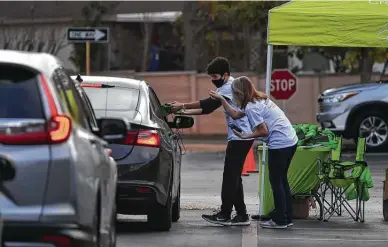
left=258, top=0, right=388, bottom=217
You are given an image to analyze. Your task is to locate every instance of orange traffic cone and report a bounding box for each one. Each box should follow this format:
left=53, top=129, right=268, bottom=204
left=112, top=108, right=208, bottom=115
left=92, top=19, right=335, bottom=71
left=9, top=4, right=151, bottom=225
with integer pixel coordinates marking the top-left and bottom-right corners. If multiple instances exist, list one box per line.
left=242, top=162, right=249, bottom=176
left=245, top=147, right=258, bottom=173
left=241, top=164, right=249, bottom=176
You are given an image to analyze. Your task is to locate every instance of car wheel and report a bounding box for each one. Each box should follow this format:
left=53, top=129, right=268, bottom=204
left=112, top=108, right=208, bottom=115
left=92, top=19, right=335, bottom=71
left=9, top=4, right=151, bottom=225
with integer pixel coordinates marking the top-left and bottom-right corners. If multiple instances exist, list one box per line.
left=147, top=189, right=172, bottom=231
left=172, top=183, right=181, bottom=222
left=353, top=110, right=388, bottom=152
left=109, top=204, right=117, bottom=247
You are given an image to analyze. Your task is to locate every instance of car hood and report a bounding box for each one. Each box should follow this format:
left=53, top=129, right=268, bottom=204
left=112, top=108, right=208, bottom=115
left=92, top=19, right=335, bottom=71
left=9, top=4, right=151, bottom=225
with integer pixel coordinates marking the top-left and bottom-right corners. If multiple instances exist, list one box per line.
left=322, top=82, right=383, bottom=96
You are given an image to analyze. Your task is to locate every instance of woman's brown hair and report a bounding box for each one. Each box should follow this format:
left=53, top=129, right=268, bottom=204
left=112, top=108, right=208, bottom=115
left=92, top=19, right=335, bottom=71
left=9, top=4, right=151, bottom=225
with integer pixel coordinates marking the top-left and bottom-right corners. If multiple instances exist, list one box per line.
left=232, top=76, right=268, bottom=109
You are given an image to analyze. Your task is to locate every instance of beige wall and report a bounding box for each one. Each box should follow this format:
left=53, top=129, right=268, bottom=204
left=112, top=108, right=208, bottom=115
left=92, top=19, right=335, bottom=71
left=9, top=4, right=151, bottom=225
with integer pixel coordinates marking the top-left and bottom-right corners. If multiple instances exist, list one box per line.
left=94, top=70, right=381, bottom=136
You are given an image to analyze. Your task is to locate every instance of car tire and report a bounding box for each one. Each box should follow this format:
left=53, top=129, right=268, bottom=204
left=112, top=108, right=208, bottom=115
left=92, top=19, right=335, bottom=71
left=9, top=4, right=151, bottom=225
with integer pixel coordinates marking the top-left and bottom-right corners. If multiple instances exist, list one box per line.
left=91, top=203, right=101, bottom=247
left=147, top=190, right=172, bottom=231
left=109, top=204, right=117, bottom=247
left=353, top=110, right=388, bottom=152
left=172, top=183, right=181, bottom=222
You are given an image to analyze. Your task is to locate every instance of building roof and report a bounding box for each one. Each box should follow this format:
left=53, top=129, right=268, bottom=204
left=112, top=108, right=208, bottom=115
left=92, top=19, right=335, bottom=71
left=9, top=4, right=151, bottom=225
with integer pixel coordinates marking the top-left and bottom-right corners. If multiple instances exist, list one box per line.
left=0, top=1, right=184, bottom=24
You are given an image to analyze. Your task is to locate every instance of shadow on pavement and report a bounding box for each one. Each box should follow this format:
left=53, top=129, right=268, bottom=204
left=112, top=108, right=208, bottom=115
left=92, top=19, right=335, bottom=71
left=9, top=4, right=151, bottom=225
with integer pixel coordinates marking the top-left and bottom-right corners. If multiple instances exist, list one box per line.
left=116, top=220, right=152, bottom=233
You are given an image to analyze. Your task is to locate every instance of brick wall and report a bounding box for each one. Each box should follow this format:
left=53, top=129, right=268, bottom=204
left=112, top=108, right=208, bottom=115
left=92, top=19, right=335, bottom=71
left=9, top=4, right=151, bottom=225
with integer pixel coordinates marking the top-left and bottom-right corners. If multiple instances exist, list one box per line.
left=94, top=70, right=381, bottom=136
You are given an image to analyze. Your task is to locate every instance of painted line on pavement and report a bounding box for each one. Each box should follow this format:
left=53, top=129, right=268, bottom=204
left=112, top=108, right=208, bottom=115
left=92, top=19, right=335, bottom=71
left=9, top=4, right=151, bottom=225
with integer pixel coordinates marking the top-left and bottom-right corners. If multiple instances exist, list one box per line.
left=241, top=222, right=257, bottom=247
left=258, top=237, right=388, bottom=242
left=292, top=227, right=383, bottom=231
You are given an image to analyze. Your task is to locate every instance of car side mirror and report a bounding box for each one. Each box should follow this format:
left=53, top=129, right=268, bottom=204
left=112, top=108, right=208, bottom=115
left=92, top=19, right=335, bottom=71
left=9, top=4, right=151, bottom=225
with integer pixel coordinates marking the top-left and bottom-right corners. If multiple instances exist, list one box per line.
left=168, top=116, right=194, bottom=129
left=98, top=118, right=128, bottom=144
left=0, top=155, right=16, bottom=182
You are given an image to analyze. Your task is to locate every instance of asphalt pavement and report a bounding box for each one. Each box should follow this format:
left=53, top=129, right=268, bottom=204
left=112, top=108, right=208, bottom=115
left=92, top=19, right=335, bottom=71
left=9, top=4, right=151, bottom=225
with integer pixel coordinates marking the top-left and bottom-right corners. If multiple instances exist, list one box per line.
left=116, top=151, right=388, bottom=247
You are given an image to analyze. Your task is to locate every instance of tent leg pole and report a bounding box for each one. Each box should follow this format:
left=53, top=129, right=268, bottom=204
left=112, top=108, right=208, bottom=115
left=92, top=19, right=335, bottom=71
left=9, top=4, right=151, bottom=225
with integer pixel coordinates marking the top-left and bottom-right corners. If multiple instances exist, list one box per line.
left=258, top=44, right=273, bottom=219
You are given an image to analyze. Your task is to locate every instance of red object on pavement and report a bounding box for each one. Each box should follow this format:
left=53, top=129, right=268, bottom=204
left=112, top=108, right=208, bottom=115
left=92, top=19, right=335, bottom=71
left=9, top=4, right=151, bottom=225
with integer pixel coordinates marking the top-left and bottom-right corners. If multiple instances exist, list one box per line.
left=242, top=164, right=249, bottom=176
left=270, top=69, right=298, bottom=100
left=245, top=148, right=258, bottom=173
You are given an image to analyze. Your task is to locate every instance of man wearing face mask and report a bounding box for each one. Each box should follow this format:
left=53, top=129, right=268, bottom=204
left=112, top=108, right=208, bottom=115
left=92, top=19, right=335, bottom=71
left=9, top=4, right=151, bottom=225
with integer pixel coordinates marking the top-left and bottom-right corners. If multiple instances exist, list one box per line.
left=170, top=57, right=254, bottom=226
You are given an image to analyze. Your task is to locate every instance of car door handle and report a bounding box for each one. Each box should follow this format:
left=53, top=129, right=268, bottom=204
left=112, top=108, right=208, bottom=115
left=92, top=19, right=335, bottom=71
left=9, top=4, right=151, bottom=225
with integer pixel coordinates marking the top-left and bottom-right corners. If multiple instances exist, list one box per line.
left=89, top=139, right=98, bottom=148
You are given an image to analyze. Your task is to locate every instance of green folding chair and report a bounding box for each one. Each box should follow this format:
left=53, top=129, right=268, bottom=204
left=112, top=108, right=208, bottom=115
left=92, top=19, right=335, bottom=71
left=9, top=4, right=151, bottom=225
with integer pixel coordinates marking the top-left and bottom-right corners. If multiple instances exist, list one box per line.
left=319, top=137, right=369, bottom=222
left=317, top=136, right=343, bottom=219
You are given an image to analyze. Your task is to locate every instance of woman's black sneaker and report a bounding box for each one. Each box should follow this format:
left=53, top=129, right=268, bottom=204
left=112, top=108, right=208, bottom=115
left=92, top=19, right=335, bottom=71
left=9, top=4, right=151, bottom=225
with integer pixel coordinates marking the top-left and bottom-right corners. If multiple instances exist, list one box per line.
left=202, top=212, right=231, bottom=226
left=231, top=214, right=251, bottom=226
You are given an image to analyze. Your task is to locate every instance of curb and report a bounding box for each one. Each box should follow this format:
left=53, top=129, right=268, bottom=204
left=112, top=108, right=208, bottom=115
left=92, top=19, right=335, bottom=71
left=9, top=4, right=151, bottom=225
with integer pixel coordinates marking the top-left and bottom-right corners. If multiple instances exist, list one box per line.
left=183, top=144, right=226, bottom=153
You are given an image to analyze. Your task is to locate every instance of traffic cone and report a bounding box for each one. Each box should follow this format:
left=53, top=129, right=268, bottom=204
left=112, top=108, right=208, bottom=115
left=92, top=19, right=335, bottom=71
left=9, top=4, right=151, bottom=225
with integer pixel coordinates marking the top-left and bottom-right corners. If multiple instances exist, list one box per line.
left=245, top=147, right=258, bottom=173
left=242, top=161, right=249, bottom=176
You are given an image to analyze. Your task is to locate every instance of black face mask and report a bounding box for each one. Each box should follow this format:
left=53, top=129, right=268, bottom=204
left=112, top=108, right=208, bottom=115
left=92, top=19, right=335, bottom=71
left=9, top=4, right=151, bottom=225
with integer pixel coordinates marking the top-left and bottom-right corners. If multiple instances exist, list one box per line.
left=212, top=77, right=225, bottom=88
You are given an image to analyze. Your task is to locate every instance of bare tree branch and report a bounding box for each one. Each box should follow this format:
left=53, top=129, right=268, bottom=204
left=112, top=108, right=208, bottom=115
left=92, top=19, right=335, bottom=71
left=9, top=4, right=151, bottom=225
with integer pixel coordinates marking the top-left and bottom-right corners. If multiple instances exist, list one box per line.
left=0, top=25, right=69, bottom=56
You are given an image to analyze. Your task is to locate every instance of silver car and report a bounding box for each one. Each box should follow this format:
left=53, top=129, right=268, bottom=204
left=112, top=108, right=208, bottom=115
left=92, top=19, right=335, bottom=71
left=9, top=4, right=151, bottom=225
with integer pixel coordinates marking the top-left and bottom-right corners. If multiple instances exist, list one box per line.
left=0, top=50, right=126, bottom=247
left=317, top=80, right=388, bottom=152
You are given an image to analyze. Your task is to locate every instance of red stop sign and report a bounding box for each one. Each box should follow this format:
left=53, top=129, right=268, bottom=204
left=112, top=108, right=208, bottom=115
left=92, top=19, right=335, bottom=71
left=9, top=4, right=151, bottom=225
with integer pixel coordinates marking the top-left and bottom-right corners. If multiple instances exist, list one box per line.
left=270, top=69, right=297, bottom=100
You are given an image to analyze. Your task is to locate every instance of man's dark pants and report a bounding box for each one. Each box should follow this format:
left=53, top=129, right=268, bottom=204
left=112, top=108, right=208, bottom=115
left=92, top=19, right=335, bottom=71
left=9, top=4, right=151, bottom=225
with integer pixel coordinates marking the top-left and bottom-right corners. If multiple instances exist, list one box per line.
left=268, top=144, right=297, bottom=225
left=220, top=139, right=254, bottom=216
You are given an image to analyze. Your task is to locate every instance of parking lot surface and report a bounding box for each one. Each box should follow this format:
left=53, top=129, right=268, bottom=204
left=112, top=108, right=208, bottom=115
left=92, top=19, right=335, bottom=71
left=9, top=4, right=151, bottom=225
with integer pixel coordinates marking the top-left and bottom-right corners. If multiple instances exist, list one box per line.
left=117, top=152, right=388, bottom=247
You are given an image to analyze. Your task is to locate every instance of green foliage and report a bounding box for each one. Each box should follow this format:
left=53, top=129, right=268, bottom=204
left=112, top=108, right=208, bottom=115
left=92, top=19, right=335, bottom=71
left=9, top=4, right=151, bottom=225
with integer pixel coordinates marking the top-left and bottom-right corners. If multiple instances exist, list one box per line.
left=343, top=48, right=388, bottom=73
left=70, top=2, right=113, bottom=72
left=214, top=1, right=286, bottom=29
left=294, top=46, right=388, bottom=76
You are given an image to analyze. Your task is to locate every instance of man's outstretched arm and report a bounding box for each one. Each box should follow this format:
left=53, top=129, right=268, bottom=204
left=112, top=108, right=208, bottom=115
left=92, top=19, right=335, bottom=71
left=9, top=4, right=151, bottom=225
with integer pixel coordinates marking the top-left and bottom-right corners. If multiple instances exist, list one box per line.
left=170, top=97, right=222, bottom=115
left=199, top=97, right=222, bottom=114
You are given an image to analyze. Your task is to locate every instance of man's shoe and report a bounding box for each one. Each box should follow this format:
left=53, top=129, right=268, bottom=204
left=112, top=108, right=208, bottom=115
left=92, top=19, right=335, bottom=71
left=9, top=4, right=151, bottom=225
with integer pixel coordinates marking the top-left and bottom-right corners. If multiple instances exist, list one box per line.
left=202, top=212, right=231, bottom=226
left=287, top=222, right=294, bottom=227
left=231, top=214, right=251, bottom=226
left=260, top=220, right=287, bottom=229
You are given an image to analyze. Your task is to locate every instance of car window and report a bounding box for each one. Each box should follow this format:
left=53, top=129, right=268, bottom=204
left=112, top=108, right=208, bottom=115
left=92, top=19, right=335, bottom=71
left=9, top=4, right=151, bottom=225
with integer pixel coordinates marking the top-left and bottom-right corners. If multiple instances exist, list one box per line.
left=0, top=64, right=44, bottom=119
left=53, top=68, right=89, bottom=129
left=80, top=90, right=99, bottom=131
left=148, top=87, right=167, bottom=122
left=82, top=87, right=108, bottom=110
left=106, top=87, right=139, bottom=111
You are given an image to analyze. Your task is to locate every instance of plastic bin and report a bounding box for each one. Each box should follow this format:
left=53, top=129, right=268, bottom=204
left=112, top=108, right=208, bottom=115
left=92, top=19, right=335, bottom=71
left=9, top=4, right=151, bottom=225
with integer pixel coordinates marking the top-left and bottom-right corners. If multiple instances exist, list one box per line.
left=257, top=145, right=331, bottom=216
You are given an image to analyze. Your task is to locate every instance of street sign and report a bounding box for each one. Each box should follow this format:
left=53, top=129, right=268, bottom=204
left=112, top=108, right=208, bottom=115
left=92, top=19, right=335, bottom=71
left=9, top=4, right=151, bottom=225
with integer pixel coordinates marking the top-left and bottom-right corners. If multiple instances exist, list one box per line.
left=67, top=27, right=109, bottom=43
left=270, top=69, right=298, bottom=100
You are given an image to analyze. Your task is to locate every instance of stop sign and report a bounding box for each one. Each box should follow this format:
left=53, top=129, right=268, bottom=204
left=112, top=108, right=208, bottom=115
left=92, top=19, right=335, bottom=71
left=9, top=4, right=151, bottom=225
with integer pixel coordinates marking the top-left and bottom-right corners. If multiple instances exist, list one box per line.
left=270, top=69, right=297, bottom=100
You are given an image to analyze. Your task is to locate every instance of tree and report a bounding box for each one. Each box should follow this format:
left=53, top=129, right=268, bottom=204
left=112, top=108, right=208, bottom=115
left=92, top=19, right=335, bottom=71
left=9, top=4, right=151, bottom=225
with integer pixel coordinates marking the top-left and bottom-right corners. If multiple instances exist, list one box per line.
left=0, top=1, right=68, bottom=56
left=178, top=1, right=286, bottom=71
left=181, top=1, right=210, bottom=70
left=343, top=48, right=388, bottom=82
left=70, top=2, right=118, bottom=72
left=0, top=26, right=68, bottom=55
left=291, top=46, right=388, bottom=82
left=139, top=13, right=154, bottom=72
left=213, top=1, right=285, bottom=72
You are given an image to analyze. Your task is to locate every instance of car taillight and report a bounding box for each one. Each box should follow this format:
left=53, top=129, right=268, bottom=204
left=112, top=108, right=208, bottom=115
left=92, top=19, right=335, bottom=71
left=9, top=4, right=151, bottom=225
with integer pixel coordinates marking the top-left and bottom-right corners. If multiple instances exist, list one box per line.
left=0, top=116, right=71, bottom=145
left=49, top=115, right=72, bottom=143
left=122, top=130, right=160, bottom=147
left=41, top=235, right=72, bottom=247
left=41, top=74, right=72, bottom=144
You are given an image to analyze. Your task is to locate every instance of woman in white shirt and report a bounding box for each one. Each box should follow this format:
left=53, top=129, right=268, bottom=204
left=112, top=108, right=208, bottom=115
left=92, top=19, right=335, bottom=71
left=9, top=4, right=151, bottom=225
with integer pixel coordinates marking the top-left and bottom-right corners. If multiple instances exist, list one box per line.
left=209, top=76, right=298, bottom=229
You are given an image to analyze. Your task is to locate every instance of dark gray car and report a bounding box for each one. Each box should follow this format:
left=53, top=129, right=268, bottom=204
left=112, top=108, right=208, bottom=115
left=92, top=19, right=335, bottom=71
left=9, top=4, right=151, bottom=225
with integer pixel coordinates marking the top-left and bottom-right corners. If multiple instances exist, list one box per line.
left=72, top=75, right=194, bottom=231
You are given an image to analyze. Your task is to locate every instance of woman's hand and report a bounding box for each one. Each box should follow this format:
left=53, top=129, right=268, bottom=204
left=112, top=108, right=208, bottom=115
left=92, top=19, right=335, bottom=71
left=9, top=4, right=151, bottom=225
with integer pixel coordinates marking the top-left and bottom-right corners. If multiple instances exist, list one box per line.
left=209, top=90, right=223, bottom=100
